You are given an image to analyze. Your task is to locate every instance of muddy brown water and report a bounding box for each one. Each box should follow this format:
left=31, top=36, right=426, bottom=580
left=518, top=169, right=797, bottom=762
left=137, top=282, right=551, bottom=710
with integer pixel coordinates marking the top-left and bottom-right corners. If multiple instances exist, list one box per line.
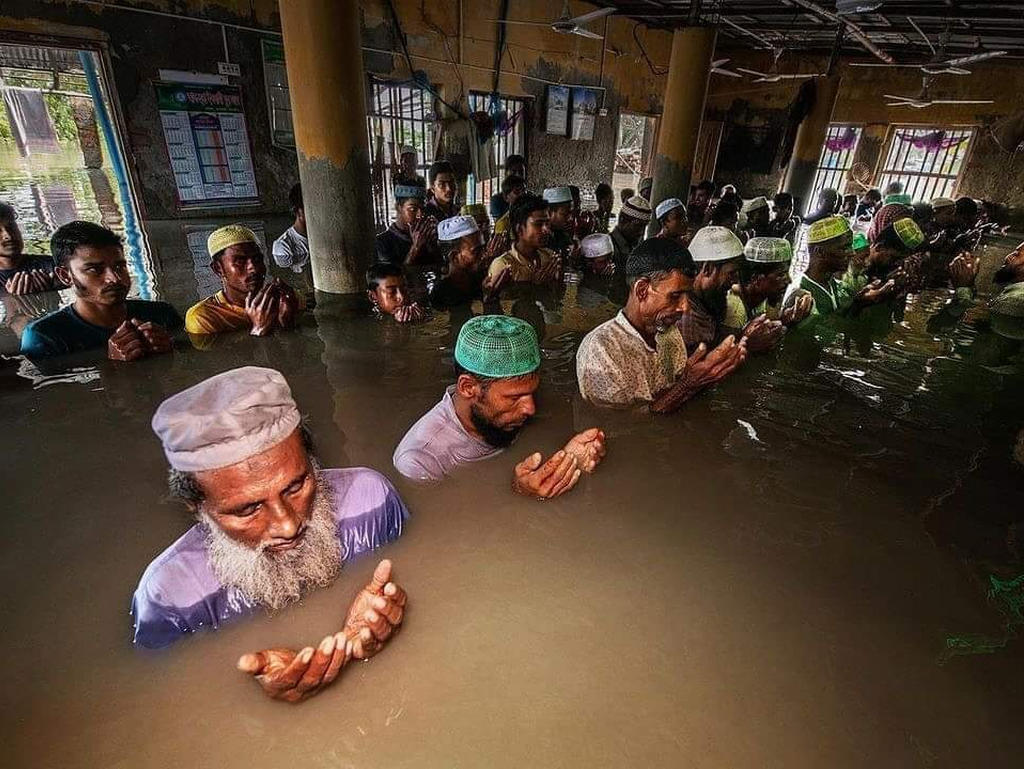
left=2, top=226, right=1023, bottom=768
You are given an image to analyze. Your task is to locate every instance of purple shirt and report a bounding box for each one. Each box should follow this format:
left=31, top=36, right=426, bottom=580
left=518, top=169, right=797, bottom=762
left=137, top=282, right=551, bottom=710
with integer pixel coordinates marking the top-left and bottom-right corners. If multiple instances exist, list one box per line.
left=131, top=468, right=408, bottom=649
left=393, top=386, right=501, bottom=481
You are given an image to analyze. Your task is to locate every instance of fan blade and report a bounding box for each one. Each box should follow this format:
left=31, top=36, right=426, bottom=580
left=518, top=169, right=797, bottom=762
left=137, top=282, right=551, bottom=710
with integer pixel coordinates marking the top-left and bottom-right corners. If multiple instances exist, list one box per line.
left=736, top=67, right=767, bottom=77
left=773, top=73, right=823, bottom=79
left=883, top=94, right=914, bottom=101
left=921, top=65, right=971, bottom=75
left=570, top=27, right=605, bottom=40
left=712, top=68, right=743, bottom=78
left=848, top=63, right=912, bottom=68
left=482, top=19, right=552, bottom=27
left=930, top=99, right=994, bottom=105
left=568, top=7, right=616, bottom=25
left=941, top=50, right=1007, bottom=68
left=712, top=59, right=730, bottom=68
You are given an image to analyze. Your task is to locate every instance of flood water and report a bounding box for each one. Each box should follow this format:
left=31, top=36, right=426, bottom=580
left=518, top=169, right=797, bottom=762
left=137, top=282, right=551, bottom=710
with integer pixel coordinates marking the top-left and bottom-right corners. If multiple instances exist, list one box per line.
left=2, top=214, right=1024, bottom=767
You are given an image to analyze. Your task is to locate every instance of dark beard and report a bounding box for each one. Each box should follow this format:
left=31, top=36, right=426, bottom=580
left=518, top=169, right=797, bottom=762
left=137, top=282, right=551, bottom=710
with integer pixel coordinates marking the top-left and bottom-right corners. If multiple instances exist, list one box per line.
left=470, top=404, right=523, bottom=448
left=994, top=265, right=1017, bottom=285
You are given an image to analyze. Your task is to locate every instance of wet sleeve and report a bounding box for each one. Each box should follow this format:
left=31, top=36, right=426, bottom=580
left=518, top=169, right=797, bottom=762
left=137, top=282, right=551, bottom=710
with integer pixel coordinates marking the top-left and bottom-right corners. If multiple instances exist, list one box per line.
left=393, top=445, right=447, bottom=482
left=131, top=582, right=191, bottom=650
left=272, top=233, right=294, bottom=269
left=337, top=472, right=410, bottom=561
left=184, top=302, right=220, bottom=335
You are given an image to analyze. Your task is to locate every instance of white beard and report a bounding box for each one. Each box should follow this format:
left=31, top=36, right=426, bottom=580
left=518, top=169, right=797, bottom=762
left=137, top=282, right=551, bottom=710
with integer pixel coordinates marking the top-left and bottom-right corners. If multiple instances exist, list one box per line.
left=200, top=471, right=342, bottom=610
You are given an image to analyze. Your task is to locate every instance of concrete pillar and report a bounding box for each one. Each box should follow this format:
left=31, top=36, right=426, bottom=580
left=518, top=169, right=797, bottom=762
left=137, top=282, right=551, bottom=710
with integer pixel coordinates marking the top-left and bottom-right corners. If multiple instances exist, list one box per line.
left=647, top=26, right=717, bottom=234
left=70, top=96, right=103, bottom=169
left=779, top=75, right=842, bottom=217
left=279, top=0, right=374, bottom=294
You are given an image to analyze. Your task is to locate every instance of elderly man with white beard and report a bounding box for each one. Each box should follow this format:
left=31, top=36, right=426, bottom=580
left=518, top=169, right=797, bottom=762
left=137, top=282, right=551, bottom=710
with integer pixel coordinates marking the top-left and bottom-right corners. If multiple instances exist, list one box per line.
left=132, top=367, right=409, bottom=703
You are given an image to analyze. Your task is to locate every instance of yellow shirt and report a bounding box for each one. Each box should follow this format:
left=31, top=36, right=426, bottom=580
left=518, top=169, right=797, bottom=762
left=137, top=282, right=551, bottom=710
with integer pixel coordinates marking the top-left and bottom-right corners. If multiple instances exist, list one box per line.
left=185, top=290, right=250, bottom=335
left=494, top=212, right=510, bottom=235
left=487, top=245, right=558, bottom=284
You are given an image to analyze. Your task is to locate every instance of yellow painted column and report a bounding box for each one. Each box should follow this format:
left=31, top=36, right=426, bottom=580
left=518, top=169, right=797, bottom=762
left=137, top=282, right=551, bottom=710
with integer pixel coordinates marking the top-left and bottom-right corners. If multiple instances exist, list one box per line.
left=279, top=0, right=373, bottom=294
left=780, top=75, right=842, bottom=217
left=648, top=26, right=717, bottom=234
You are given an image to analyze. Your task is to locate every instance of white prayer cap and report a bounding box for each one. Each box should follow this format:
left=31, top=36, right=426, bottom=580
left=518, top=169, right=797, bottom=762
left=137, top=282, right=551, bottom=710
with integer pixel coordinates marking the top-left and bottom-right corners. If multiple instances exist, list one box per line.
left=543, top=186, right=573, bottom=205
left=580, top=232, right=613, bottom=259
left=437, top=215, right=479, bottom=242
left=621, top=195, right=652, bottom=222
left=744, top=236, right=793, bottom=264
left=152, top=367, right=301, bottom=472
left=399, top=145, right=417, bottom=156
left=930, top=196, right=955, bottom=210
left=655, top=198, right=684, bottom=221
left=742, top=196, right=768, bottom=213
left=688, top=225, right=744, bottom=262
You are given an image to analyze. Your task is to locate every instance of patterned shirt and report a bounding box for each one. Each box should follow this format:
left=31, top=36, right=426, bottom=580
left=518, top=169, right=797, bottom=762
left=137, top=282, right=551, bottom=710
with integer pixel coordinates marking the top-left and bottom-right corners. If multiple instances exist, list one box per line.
left=576, top=310, right=689, bottom=407
left=487, top=244, right=558, bottom=284
left=131, top=467, right=409, bottom=649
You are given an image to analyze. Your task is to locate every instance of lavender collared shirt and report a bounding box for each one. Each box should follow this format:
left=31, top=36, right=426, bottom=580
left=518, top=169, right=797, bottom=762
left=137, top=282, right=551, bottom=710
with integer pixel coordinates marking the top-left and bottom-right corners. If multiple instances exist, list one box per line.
left=131, top=467, right=408, bottom=649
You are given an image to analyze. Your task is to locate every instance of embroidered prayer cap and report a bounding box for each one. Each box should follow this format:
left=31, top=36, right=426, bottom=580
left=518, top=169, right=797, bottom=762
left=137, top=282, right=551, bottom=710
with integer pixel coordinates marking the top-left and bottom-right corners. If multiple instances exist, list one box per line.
left=884, top=193, right=913, bottom=206
left=655, top=198, right=685, bottom=221
left=394, top=183, right=426, bottom=200
left=454, top=315, right=540, bottom=379
left=543, top=186, right=573, bottom=205
left=438, top=215, right=479, bottom=242
left=580, top=232, right=614, bottom=259
left=930, top=196, right=955, bottom=210
left=892, top=217, right=925, bottom=249
left=852, top=232, right=869, bottom=251
left=688, top=225, right=745, bottom=262
left=806, top=215, right=852, bottom=245
left=152, top=367, right=301, bottom=473
left=743, top=236, right=792, bottom=264
left=207, top=225, right=258, bottom=258
left=621, top=195, right=652, bottom=222
left=460, top=203, right=488, bottom=218
left=625, top=236, right=693, bottom=277
left=399, top=144, right=417, bottom=156
left=741, top=196, right=769, bottom=214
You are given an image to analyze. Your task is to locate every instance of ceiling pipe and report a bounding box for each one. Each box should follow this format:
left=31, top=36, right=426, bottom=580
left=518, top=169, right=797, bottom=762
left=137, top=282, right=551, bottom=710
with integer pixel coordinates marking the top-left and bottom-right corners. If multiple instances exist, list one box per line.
left=787, top=0, right=894, bottom=63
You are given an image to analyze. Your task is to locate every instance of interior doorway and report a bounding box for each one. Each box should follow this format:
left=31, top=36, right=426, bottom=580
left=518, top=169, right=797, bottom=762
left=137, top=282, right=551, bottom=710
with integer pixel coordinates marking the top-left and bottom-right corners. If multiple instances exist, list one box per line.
left=613, top=112, right=658, bottom=210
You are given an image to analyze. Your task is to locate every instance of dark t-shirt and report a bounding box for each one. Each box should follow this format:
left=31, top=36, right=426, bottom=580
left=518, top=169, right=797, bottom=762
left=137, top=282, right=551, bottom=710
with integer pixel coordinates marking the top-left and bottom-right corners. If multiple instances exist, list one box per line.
left=375, top=226, right=412, bottom=266
left=0, top=254, right=55, bottom=285
left=20, top=300, right=183, bottom=357
left=489, top=193, right=509, bottom=220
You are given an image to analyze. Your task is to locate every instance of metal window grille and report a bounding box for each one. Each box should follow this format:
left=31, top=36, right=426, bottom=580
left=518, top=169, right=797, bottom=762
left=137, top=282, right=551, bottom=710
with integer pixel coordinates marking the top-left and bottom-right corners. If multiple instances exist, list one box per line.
left=810, top=124, right=862, bottom=198
left=366, top=78, right=437, bottom=230
left=877, top=126, right=974, bottom=203
left=466, top=92, right=528, bottom=210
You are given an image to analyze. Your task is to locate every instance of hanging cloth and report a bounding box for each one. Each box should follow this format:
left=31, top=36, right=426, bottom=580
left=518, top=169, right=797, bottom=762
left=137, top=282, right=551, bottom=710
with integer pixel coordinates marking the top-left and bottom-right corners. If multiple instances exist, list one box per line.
left=2, top=86, right=60, bottom=156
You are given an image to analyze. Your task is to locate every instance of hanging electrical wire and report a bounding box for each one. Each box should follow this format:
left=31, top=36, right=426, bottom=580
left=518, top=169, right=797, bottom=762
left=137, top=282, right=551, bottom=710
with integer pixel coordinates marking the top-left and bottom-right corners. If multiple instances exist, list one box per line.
left=384, top=0, right=464, bottom=118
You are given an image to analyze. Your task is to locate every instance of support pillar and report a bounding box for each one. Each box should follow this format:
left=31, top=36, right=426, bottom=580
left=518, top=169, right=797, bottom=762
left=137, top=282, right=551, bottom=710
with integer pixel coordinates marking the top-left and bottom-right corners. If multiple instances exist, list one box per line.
left=780, top=75, right=842, bottom=217
left=70, top=96, right=103, bottom=169
left=647, top=26, right=717, bottom=235
left=279, top=0, right=374, bottom=294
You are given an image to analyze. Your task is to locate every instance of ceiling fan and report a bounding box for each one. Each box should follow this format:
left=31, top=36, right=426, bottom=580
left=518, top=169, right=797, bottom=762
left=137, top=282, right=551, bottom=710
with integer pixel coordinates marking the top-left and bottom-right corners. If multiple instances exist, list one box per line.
left=850, top=16, right=1006, bottom=75
left=884, top=78, right=993, bottom=109
left=486, top=2, right=615, bottom=40
left=712, top=58, right=742, bottom=78
left=735, top=67, right=826, bottom=83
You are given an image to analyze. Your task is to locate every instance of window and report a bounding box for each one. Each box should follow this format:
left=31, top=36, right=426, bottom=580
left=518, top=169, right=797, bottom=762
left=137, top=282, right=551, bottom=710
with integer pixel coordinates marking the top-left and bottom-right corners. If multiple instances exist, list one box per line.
left=466, top=91, right=528, bottom=208
left=811, top=124, right=861, bottom=198
left=613, top=113, right=658, bottom=211
left=877, top=126, right=974, bottom=202
left=366, top=79, right=437, bottom=230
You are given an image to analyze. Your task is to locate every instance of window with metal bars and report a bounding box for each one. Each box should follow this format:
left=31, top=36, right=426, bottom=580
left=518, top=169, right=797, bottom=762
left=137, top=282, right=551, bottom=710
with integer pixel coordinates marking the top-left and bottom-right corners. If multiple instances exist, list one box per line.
left=466, top=91, right=529, bottom=209
left=810, top=124, right=862, bottom=199
left=876, top=126, right=974, bottom=203
left=366, top=78, right=437, bottom=230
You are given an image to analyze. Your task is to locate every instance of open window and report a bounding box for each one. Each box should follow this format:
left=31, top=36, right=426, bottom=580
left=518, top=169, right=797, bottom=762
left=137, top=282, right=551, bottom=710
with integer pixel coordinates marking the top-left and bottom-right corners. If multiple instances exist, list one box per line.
left=811, top=123, right=862, bottom=199
left=466, top=91, right=528, bottom=208
left=876, top=126, right=974, bottom=202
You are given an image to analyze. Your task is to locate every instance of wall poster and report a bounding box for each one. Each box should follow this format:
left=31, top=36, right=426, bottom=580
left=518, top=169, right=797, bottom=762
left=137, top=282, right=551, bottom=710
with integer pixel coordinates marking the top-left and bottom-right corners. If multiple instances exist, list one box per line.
left=545, top=85, right=569, bottom=136
left=155, top=82, right=259, bottom=207
left=261, top=39, right=294, bottom=149
left=570, top=87, right=598, bottom=141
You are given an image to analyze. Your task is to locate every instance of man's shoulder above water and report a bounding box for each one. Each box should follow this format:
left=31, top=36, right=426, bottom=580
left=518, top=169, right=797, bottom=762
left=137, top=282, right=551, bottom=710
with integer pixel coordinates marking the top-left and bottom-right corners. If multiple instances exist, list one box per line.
left=21, top=299, right=181, bottom=357
left=185, top=291, right=249, bottom=335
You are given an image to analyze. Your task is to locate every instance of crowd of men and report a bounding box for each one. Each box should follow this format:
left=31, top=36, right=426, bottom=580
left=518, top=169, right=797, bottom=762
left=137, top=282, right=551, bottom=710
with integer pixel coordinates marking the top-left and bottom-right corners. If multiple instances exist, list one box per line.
left=1, top=148, right=1020, bottom=704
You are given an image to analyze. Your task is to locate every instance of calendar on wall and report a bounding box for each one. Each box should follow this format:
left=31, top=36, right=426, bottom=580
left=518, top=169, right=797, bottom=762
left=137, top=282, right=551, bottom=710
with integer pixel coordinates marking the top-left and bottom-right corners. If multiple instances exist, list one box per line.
left=155, top=82, right=259, bottom=207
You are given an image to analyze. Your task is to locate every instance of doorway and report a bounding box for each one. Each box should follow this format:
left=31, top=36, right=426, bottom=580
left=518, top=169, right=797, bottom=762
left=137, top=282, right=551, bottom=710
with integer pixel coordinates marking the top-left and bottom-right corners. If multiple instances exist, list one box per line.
left=614, top=112, right=658, bottom=209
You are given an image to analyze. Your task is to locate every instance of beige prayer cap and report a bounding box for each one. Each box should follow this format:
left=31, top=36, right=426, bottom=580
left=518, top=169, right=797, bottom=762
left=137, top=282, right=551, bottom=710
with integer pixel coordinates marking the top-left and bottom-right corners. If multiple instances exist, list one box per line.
left=930, top=196, right=955, bottom=210
left=152, top=367, right=301, bottom=472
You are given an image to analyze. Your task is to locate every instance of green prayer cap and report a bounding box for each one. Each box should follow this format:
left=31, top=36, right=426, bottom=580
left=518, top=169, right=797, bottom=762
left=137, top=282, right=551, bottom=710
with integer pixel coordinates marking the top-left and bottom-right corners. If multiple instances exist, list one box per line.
left=454, top=315, right=540, bottom=379
left=884, top=193, right=912, bottom=206
left=892, top=217, right=924, bottom=249
left=806, top=215, right=851, bottom=245
left=743, top=236, right=792, bottom=264
left=852, top=232, right=869, bottom=251
left=461, top=203, right=487, bottom=218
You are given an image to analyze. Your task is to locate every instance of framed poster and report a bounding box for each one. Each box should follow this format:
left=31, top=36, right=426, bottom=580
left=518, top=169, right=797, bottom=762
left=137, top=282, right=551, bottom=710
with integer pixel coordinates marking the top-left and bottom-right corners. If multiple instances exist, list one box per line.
left=262, top=39, right=294, bottom=149
left=155, top=82, right=260, bottom=208
left=570, top=87, right=598, bottom=141
left=545, top=85, right=569, bottom=136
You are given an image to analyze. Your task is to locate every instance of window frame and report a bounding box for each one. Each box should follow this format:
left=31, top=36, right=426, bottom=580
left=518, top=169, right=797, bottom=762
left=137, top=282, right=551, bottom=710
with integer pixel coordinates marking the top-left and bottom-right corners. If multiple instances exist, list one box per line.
left=810, top=123, right=863, bottom=200
left=875, top=123, right=976, bottom=203
left=466, top=91, right=530, bottom=208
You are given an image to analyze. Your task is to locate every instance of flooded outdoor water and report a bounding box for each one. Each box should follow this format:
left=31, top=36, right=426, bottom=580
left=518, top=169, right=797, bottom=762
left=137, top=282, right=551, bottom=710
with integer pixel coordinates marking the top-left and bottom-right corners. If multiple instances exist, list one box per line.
left=2, top=207, right=1023, bottom=767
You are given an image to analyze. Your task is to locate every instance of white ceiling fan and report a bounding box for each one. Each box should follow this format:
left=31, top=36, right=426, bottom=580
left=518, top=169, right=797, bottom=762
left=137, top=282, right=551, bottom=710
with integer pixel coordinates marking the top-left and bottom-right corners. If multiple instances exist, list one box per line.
left=885, top=78, right=993, bottom=109
left=486, top=2, right=615, bottom=41
left=850, top=16, right=1006, bottom=75
left=712, top=58, right=742, bottom=78
left=735, top=67, right=825, bottom=83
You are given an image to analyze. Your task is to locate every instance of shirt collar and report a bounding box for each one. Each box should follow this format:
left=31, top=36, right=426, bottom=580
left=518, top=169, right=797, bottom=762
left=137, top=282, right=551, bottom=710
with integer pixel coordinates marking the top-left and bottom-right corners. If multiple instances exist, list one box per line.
left=612, top=310, right=657, bottom=353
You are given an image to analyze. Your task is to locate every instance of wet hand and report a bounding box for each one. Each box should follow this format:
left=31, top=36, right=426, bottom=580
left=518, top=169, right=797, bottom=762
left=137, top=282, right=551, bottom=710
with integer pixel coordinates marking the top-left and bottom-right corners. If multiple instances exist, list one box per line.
left=562, top=427, right=606, bottom=473
left=599, top=262, right=616, bottom=277
left=780, top=293, right=813, bottom=326
left=393, top=302, right=425, bottom=323
left=535, top=255, right=562, bottom=285
left=245, top=283, right=278, bottom=336
left=107, top=320, right=147, bottom=362
left=342, top=560, right=407, bottom=660
left=855, top=279, right=896, bottom=306
left=683, top=336, right=748, bottom=389
left=5, top=269, right=55, bottom=295
left=237, top=633, right=351, bottom=703
left=740, top=314, right=785, bottom=353
left=131, top=319, right=173, bottom=355
left=272, top=278, right=299, bottom=328
left=512, top=450, right=581, bottom=500
left=948, top=251, right=979, bottom=289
